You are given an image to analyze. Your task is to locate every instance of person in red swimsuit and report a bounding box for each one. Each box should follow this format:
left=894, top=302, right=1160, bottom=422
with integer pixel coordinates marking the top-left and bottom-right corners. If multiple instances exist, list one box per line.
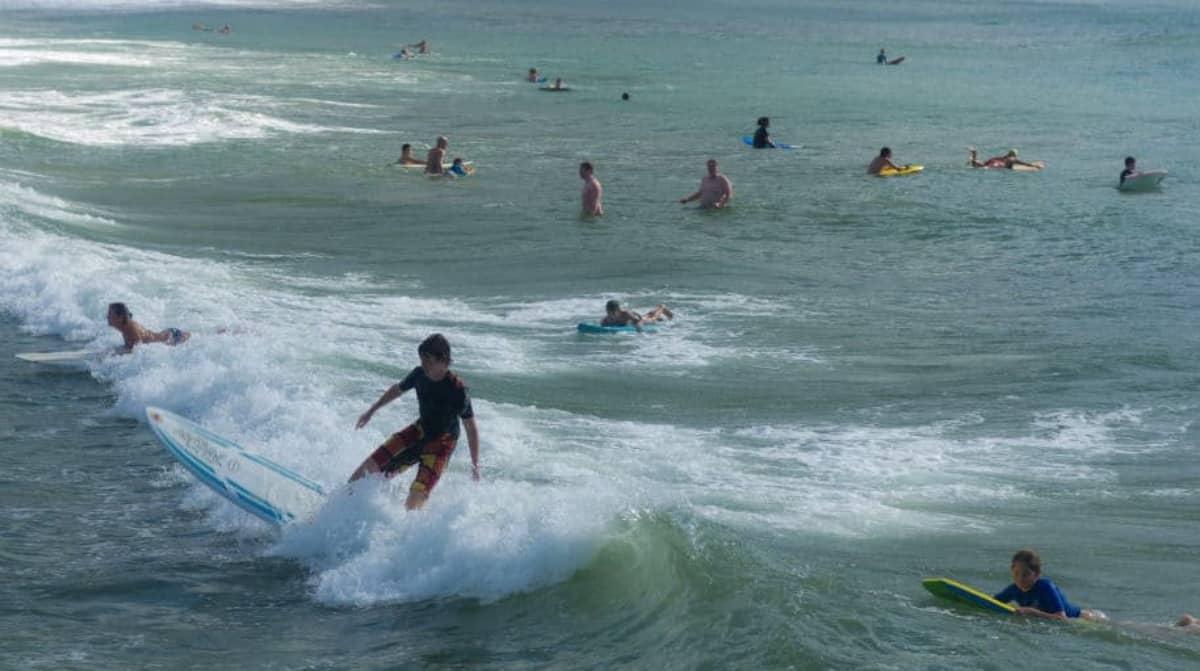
left=350, top=333, right=480, bottom=510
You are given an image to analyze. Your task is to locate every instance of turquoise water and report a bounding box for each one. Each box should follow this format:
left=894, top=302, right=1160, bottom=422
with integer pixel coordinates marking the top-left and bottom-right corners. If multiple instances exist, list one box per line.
left=3, top=0, right=1200, bottom=668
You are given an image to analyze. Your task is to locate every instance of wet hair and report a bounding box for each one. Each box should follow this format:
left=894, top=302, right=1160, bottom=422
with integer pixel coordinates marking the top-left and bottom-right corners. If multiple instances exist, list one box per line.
left=418, top=333, right=452, bottom=364
left=1011, top=549, right=1042, bottom=575
left=1125, top=156, right=1136, bottom=166
left=580, top=161, right=593, bottom=172
left=108, top=302, right=131, bottom=320
left=621, top=92, right=630, bottom=101
left=757, top=116, right=769, bottom=127
left=401, top=143, right=411, bottom=151
left=880, top=147, right=892, bottom=157
left=605, top=299, right=620, bottom=313
left=529, top=67, right=536, bottom=73
left=452, top=157, right=463, bottom=164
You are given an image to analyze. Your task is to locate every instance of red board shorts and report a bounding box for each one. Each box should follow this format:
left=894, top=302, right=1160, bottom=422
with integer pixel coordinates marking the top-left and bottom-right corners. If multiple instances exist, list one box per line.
left=368, top=423, right=458, bottom=497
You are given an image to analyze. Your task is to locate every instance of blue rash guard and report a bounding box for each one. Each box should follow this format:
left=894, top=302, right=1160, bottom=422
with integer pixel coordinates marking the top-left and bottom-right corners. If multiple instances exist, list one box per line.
left=994, top=578, right=1081, bottom=618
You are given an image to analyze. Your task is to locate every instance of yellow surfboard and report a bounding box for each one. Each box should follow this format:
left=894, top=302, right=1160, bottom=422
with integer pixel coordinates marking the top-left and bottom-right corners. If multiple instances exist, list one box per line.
left=922, top=577, right=1015, bottom=614
left=878, top=164, right=924, bottom=177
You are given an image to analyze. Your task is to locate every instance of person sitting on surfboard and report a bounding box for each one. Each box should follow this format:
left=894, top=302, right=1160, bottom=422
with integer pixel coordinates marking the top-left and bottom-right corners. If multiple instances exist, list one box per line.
left=350, top=333, right=480, bottom=510
left=106, top=302, right=190, bottom=353
left=600, top=300, right=673, bottom=332
left=752, top=117, right=776, bottom=149
left=1120, top=156, right=1137, bottom=185
left=394, top=143, right=423, bottom=165
left=867, top=147, right=906, bottom=175
left=968, top=147, right=1041, bottom=170
left=877, top=48, right=887, bottom=64
left=993, top=549, right=1106, bottom=621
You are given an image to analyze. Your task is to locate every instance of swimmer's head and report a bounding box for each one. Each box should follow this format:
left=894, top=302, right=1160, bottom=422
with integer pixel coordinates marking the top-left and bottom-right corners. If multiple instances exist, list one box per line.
left=880, top=147, right=892, bottom=157
left=1125, top=156, right=1136, bottom=167
left=401, top=143, right=412, bottom=152
left=706, top=158, right=719, bottom=175
left=452, top=157, right=463, bottom=165
left=757, top=116, right=769, bottom=127
left=1010, top=549, right=1042, bottom=591
left=1006, top=149, right=1018, bottom=158
left=579, top=161, right=594, bottom=177
left=605, top=299, right=621, bottom=314
left=436, top=136, right=448, bottom=148
left=621, top=92, right=629, bottom=101
left=107, top=302, right=131, bottom=326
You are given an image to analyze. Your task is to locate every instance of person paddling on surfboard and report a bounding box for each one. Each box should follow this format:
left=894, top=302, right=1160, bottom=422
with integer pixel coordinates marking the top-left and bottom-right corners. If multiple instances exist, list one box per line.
left=993, top=549, right=1107, bottom=622
left=106, top=302, right=189, bottom=353
left=867, top=147, right=906, bottom=175
left=968, top=147, right=1042, bottom=170
left=752, top=117, right=776, bottom=149
left=350, top=334, right=480, bottom=510
left=600, top=300, right=673, bottom=332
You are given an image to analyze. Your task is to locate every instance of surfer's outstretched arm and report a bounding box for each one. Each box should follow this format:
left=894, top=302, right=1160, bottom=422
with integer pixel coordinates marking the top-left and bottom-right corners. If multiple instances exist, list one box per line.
left=356, top=384, right=405, bottom=429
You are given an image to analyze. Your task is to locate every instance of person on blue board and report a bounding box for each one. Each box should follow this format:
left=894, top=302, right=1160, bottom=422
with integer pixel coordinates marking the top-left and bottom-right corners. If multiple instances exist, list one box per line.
left=993, top=549, right=1106, bottom=621
left=1120, top=156, right=1138, bottom=185
left=600, top=300, right=673, bottom=331
left=350, top=333, right=480, bottom=510
left=106, top=302, right=189, bottom=353
left=752, top=117, right=776, bottom=149
left=447, top=157, right=473, bottom=177
left=527, top=67, right=541, bottom=82
left=866, top=147, right=906, bottom=175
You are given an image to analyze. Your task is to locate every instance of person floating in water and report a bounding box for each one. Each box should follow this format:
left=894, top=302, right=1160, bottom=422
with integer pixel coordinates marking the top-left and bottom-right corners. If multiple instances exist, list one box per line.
left=680, top=159, right=733, bottom=209
left=967, top=147, right=1041, bottom=170
left=580, top=161, right=603, bottom=216
left=106, top=302, right=190, bottom=353
left=866, top=147, right=907, bottom=175
left=447, top=157, right=473, bottom=177
left=218, top=25, right=231, bottom=34
left=350, top=333, right=480, bottom=510
left=621, top=92, right=630, bottom=101
left=1177, top=614, right=1200, bottom=631
left=425, top=136, right=449, bottom=175
left=550, top=78, right=566, bottom=90
left=600, top=300, right=673, bottom=331
left=394, top=143, right=423, bottom=165
left=527, top=68, right=541, bottom=82
left=1120, top=156, right=1137, bottom=185
left=409, top=40, right=429, bottom=54
left=752, top=116, right=776, bottom=149
left=992, top=549, right=1107, bottom=621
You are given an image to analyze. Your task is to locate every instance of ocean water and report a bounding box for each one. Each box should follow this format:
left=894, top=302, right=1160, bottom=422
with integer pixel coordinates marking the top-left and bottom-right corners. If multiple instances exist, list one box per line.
left=3, top=0, right=1200, bottom=668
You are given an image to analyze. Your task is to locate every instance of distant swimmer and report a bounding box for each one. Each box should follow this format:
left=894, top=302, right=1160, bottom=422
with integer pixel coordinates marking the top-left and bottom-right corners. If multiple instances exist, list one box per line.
left=752, top=116, right=776, bottom=149
left=867, top=146, right=906, bottom=174
left=621, top=92, right=630, bottom=101
left=601, top=300, right=673, bottom=331
left=409, top=40, right=429, bottom=54
left=580, top=161, right=603, bottom=216
left=394, top=143, right=424, bottom=165
left=447, top=157, right=473, bottom=177
left=551, top=78, right=566, bottom=90
left=350, top=334, right=480, bottom=510
left=106, top=302, right=189, bottom=353
left=1178, top=614, right=1200, bottom=631
left=967, top=147, right=1042, bottom=170
left=425, top=136, right=448, bottom=175
left=992, top=549, right=1107, bottom=622
left=877, top=48, right=905, bottom=65
left=218, top=25, right=231, bottom=34
left=680, top=159, right=733, bottom=209
left=527, top=67, right=541, bottom=82
left=1120, top=156, right=1137, bottom=185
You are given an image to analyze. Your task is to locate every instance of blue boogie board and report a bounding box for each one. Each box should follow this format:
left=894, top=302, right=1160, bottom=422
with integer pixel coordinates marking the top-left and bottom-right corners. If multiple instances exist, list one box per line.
left=922, top=577, right=1015, bottom=615
left=742, top=135, right=796, bottom=149
left=577, top=322, right=658, bottom=334
left=146, top=406, right=326, bottom=526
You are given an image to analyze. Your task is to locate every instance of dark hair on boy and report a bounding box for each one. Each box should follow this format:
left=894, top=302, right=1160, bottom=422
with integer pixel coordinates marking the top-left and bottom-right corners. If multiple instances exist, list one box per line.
left=580, top=161, right=593, bottom=172
left=418, top=333, right=452, bottom=364
left=880, top=146, right=892, bottom=156
left=605, top=299, right=620, bottom=312
left=402, top=143, right=412, bottom=151
left=1011, top=549, right=1042, bottom=574
left=757, top=116, right=769, bottom=126
left=1124, top=156, right=1135, bottom=166
left=108, top=302, right=131, bottom=319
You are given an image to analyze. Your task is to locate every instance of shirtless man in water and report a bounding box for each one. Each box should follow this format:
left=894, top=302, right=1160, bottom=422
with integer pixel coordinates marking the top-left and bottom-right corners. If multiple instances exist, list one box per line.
left=425, top=136, right=448, bottom=175
left=580, top=161, right=603, bottom=216
left=106, top=302, right=189, bottom=353
left=395, top=143, right=423, bottom=165
left=679, top=159, right=733, bottom=209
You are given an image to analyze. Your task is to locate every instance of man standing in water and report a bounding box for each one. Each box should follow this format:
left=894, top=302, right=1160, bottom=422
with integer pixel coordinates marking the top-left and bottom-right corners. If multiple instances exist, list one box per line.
left=580, top=161, right=603, bottom=216
left=679, top=159, right=733, bottom=209
left=425, top=136, right=448, bottom=175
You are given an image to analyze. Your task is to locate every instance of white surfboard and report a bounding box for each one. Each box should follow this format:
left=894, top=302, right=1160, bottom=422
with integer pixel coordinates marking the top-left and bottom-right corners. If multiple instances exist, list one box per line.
left=1119, top=170, right=1167, bottom=191
left=146, top=406, right=327, bottom=526
left=14, top=350, right=95, bottom=368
